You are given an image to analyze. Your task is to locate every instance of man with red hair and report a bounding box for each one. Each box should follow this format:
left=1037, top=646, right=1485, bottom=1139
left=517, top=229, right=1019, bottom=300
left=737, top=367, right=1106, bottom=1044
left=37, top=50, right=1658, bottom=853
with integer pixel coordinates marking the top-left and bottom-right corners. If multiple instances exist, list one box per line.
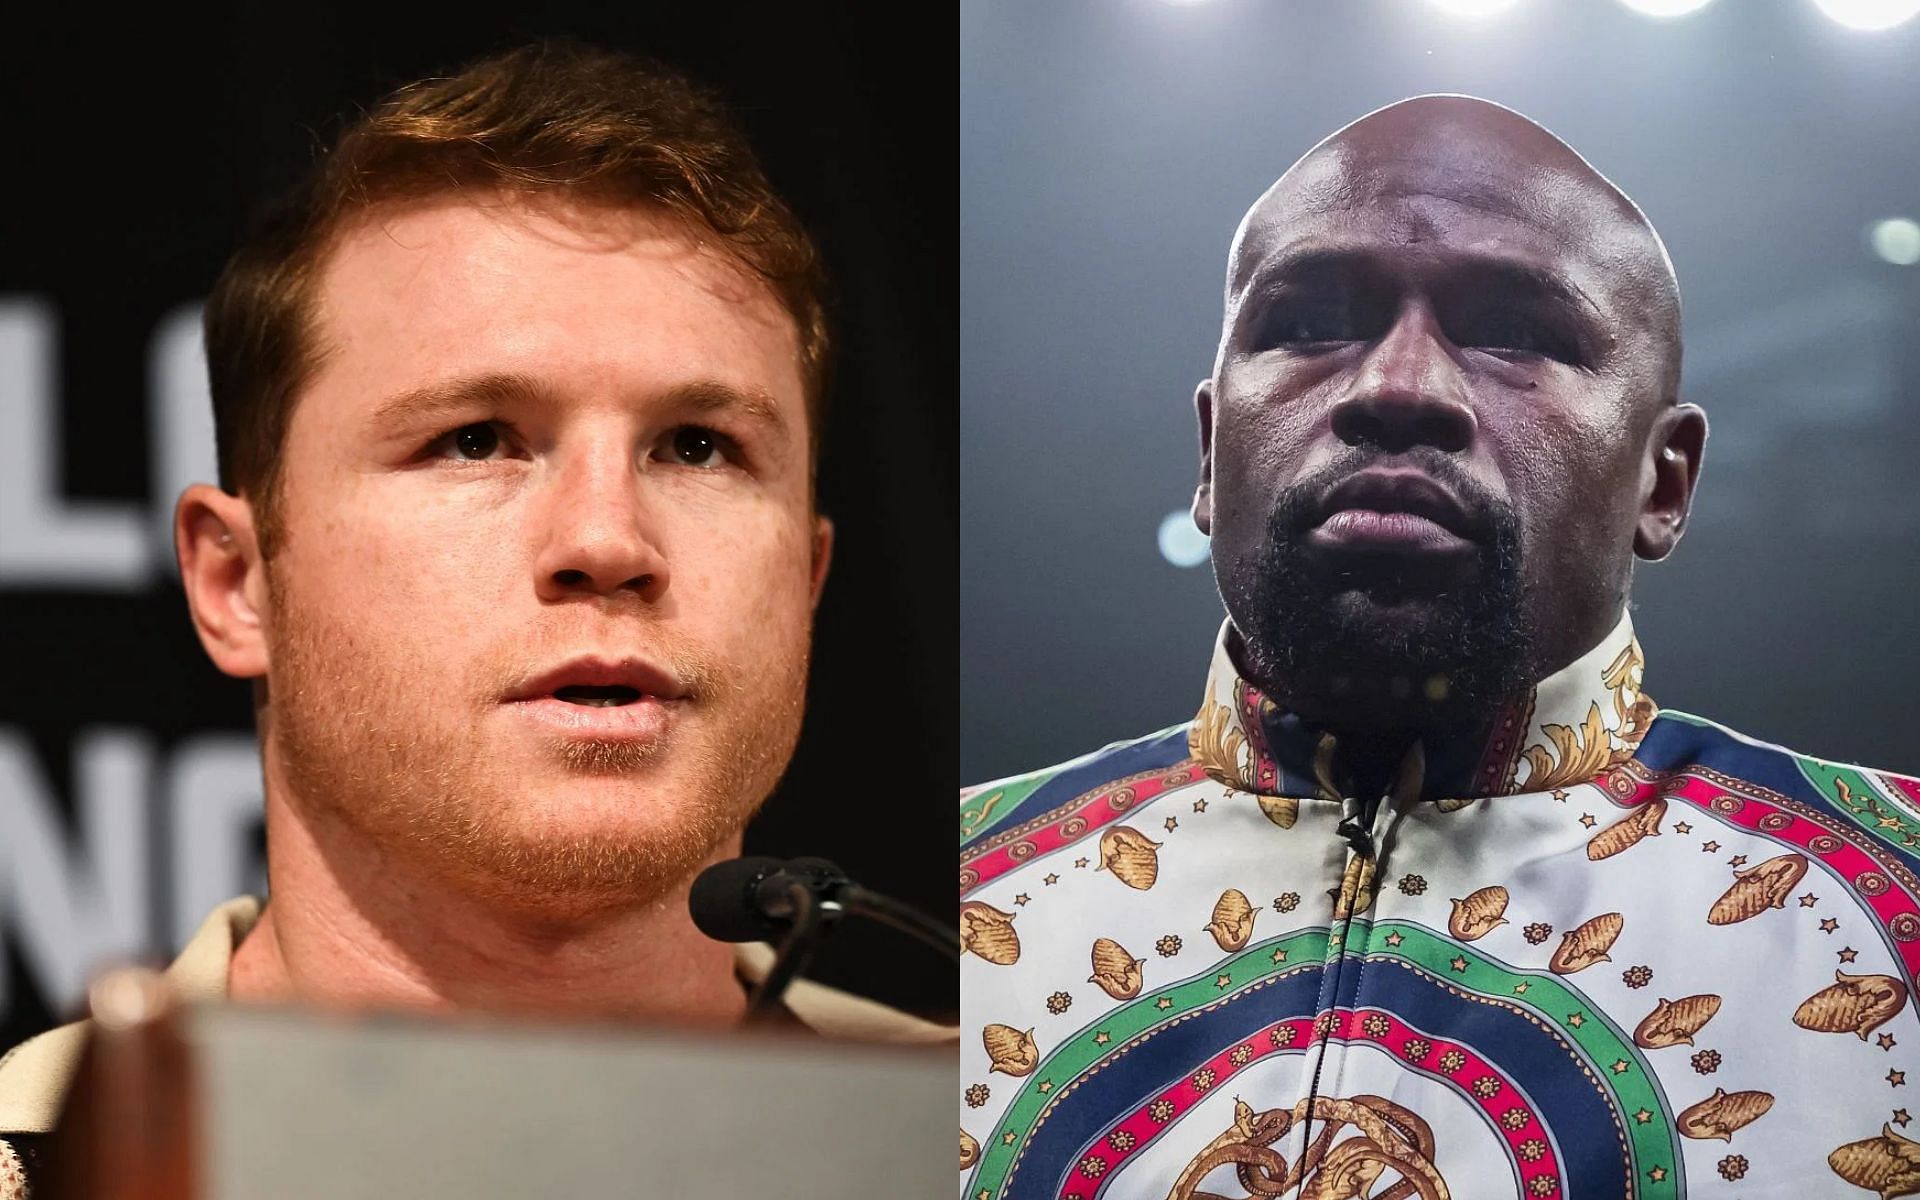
left=1, top=42, right=948, bottom=1194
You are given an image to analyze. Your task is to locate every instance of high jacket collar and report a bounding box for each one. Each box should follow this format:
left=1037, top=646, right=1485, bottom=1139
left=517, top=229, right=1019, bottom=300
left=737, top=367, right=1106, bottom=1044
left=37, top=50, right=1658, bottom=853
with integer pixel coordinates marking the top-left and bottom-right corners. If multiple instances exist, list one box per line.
left=1189, top=611, right=1656, bottom=810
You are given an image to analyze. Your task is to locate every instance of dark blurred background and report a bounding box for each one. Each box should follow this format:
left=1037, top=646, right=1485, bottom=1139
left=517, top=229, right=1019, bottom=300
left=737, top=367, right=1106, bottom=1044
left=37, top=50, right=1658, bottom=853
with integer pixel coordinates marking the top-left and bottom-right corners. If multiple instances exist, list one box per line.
left=0, top=4, right=955, bottom=1050
left=962, top=0, right=1920, bottom=782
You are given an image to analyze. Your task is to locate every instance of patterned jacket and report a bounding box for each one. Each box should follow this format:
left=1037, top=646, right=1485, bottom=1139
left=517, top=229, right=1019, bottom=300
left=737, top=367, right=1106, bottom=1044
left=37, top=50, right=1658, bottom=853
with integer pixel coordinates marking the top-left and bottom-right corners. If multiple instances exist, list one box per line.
left=959, top=614, right=1920, bottom=1199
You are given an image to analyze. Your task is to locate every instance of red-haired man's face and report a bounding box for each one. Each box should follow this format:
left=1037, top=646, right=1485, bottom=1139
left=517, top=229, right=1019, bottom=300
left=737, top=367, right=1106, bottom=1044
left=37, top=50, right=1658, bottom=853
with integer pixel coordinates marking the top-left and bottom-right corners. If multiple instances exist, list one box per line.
left=253, top=193, right=829, bottom=911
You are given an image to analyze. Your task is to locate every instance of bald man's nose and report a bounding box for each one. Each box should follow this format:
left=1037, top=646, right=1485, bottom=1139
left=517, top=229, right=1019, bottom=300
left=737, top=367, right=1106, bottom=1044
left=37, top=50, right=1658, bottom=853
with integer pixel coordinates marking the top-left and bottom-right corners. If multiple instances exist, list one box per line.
left=532, top=452, right=670, bottom=604
left=1330, top=305, right=1476, bottom=455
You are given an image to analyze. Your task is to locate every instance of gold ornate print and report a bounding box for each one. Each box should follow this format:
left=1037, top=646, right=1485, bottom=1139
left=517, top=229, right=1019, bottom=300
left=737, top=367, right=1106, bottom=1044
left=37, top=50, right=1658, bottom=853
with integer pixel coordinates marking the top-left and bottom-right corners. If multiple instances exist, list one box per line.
left=1586, top=798, right=1666, bottom=861
left=1829, top=1124, right=1920, bottom=1198
left=1677, top=1087, right=1774, bottom=1142
left=961, top=1127, right=980, bottom=1170
left=1206, top=889, right=1259, bottom=952
left=1098, top=825, right=1162, bottom=890
left=1520, top=703, right=1616, bottom=793
left=960, top=789, right=1008, bottom=842
left=1331, top=854, right=1379, bottom=920
left=1632, top=994, right=1723, bottom=1049
left=1259, top=794, right=1302, bottom=830
left=959, top=901, right=1021, bottom=965
left=1549, top=912, right=1623, bottom=975
left=1707, top=853, right=1811, bottom=926
left=1166, top=1095, right=1449, bottom=1200
left=1090, top=936, right=1147, bottom=1000
left=1794, top=971, right=1911, bottom=1040
left=1447, top=886, right=1510, bottom=941
left=1603, top=640, right=1655, bottom=746
left=1193, top=696, right=1252, bottom=791
left=1519, top=640, right=1652, bottom=793
left=983, top=1023, right=1039, bottom=1076
left=1312, top=733, right=1344, bottom=802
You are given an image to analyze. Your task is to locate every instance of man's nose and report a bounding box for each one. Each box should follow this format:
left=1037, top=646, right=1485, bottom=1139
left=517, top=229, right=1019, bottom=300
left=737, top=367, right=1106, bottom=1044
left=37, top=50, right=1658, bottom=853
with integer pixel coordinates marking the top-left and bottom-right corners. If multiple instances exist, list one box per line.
left=532, top=448, right=670, bottom=604
left=1329, top=303, right=1476, bottom=455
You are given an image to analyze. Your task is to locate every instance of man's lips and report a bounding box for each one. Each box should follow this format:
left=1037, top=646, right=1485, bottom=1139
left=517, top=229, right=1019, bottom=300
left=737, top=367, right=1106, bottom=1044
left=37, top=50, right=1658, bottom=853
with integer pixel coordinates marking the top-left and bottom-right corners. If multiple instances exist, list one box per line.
left=506, top=656, right=688, bottom=704
left=508, top=695, right=675, bottom=739
left=1306, top=470, right=1479, bottom=553
left=503, top=656, right=687, bottom=741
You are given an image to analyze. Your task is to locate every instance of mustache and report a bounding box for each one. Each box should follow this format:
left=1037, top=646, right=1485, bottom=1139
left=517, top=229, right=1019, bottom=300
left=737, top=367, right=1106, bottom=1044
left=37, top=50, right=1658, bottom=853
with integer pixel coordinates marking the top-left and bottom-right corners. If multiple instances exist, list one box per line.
left=1273, top=449, right=1509, bottom=539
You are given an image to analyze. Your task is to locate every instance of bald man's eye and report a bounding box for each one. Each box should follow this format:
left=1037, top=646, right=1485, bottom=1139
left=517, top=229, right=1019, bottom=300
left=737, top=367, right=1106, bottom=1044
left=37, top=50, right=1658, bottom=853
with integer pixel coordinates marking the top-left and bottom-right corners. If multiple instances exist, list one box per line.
left=1456, top=310, right=1579, bottom=364
left=1253, top=303, right=1368, bottom=350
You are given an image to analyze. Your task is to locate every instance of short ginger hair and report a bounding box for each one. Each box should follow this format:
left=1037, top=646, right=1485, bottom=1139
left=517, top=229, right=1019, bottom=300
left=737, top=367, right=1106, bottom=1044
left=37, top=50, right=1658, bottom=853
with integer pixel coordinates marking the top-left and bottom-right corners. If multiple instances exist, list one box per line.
left=203, top=40, right=830, bottom=554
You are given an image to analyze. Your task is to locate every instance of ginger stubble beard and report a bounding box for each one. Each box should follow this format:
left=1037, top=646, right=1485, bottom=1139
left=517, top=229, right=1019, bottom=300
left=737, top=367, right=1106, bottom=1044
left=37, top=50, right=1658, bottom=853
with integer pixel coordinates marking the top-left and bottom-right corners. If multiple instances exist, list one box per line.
left=261, top=559, right=808, bottom=916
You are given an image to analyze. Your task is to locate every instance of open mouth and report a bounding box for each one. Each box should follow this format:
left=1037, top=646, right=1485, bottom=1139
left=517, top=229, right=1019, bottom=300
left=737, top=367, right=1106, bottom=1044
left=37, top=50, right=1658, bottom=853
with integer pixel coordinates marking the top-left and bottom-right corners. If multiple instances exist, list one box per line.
left=551, top=685, right=645, bottom=708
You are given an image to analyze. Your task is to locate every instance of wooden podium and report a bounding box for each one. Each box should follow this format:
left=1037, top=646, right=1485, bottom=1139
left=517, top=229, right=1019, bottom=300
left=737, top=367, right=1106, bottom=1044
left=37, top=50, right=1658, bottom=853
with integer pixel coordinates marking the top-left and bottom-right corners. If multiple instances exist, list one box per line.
left=47, top=972, right=951, bottom=1198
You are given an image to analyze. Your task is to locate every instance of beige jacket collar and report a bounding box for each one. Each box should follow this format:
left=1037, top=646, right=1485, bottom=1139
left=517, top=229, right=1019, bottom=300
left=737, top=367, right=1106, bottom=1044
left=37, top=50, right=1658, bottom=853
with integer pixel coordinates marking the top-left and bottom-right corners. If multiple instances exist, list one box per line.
left=0, top=896, right=953, bottom=1136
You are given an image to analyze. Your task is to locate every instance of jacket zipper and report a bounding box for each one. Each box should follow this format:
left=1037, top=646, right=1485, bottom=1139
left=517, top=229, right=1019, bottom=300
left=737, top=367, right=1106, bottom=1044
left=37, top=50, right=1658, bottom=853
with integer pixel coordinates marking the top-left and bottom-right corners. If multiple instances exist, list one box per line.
left=1295, top=790, right=1391, bottom=1172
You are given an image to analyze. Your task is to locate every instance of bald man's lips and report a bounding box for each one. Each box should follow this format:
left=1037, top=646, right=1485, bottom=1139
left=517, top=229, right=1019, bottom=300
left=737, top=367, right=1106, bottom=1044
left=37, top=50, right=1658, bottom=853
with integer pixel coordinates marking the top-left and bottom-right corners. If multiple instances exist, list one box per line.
left=1307, top=471, right=1477, bottom=555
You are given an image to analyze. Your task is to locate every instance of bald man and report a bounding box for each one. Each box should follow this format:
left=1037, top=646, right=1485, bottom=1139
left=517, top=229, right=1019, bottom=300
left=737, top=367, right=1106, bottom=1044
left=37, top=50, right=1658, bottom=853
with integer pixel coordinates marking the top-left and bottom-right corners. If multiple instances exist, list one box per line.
left=958, top=97, right=1920, bottom=1200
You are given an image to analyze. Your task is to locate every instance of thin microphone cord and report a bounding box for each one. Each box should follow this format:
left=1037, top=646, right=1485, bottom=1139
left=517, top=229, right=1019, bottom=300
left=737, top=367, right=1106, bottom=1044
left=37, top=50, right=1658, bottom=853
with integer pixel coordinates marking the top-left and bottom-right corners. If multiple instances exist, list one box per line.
left=840, top=885, right=960, bottom=959
left=745, top=880, right=828, bottom=1020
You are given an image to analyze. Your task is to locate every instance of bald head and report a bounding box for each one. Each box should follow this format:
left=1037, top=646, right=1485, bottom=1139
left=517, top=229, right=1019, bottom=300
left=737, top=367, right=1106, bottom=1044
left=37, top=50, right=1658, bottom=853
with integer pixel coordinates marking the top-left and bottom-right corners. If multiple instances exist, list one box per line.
left=1194, top=94, right=1708, bottom=735
left=1225, top=95, right=1682, bottom=405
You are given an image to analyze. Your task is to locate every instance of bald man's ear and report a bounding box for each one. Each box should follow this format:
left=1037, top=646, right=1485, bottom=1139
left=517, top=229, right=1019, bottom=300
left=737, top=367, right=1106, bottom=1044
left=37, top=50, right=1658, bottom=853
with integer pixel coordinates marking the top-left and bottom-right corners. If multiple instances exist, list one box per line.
left=1634, top=402, right=1708, bottom=562
left=1191, top=380, right=1215, bottom=536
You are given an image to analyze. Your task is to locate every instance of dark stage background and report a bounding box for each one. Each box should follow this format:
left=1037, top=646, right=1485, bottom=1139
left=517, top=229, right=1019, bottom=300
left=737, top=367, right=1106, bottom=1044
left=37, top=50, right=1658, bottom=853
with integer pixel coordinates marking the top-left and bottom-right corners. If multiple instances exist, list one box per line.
left=963, top=0, right=1920, bottom=783
left=0, top=6, right=955, bottom=1050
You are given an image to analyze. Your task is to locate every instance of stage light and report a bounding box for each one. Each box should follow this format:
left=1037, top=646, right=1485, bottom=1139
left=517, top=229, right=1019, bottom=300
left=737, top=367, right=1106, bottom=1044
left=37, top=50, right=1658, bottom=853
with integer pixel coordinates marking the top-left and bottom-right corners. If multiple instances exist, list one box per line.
left=1618, top=0, right=1715, bottom=16
left=1810, top=0, right=1920, bottom=30
left=1869, top=218, right=1920, bottom=266
left=1423, top=0, right=1526, bottom=17
left=1157, top=509, right=1211, bottom=568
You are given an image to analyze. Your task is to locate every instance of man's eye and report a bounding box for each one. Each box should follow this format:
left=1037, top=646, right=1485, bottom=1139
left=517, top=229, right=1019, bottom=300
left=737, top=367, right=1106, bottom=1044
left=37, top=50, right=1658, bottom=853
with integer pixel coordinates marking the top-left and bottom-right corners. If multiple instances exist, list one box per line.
left=659, top=425, right=734, bottom=468
left=1277, top=317, right=1345, bottom=342
left=1254, top=302, right=1369, bottom=349
left=1461, top=313, right=1572, bottom=362
left=432, top=422, right=509, bottom=461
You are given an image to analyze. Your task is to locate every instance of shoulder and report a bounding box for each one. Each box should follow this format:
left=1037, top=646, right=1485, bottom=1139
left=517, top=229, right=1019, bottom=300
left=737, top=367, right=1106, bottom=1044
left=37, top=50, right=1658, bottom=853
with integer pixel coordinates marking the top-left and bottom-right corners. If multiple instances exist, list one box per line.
left=0, top=1017, right=92, bottom=1197
left=1633, top=707, right=1920, bottom=870
left=960, top=723, right=1196, bottom=856
left=0, top=1020, right=89, bottom=1140
left=0, top=893, right=256, bottom=1184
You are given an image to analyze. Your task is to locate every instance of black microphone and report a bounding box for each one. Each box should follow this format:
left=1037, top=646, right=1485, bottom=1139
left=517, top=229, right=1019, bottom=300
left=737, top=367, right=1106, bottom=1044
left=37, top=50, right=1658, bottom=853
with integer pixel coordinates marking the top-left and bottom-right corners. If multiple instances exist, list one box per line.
left=689, top=856, right=959, bottom=1020
left=689, top=855, right=847, bottom=944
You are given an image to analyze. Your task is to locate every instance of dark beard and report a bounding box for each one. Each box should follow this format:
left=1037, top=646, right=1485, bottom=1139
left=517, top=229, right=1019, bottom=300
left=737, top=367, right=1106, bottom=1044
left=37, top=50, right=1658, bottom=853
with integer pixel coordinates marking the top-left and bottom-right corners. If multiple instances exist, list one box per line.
left=1221, top=452, right=1537, bottom=731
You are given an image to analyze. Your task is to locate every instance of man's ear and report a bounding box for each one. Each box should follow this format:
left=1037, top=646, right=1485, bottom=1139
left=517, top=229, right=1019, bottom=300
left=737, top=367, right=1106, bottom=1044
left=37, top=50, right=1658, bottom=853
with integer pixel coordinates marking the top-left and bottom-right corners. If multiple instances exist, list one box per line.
left=1633, top=402, right=1708, bottom=562
left=175, top=484, right=271, bottom=678
left=808, top=515, right=834, bottom=610
left=1191, top=380, right=1215, bottom=536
